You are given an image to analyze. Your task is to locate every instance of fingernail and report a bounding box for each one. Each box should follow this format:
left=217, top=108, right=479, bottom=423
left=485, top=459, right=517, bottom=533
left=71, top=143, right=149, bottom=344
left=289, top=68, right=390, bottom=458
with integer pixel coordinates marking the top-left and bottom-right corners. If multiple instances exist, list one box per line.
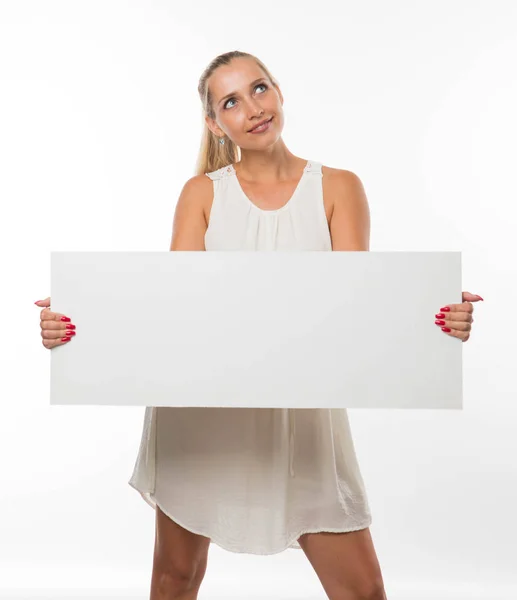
left=60, top=316, right=71, bottom=322
left=439, top=307, right=450, bottom=312
left=61, top=336, right=71, bottom=342
left=477, top=296, right=484, bottom=301
left=34, top=300, right=41, bottom=304
left=441, top=327, right=451, bottom=332
left=435, top=320, right=445, bottom=325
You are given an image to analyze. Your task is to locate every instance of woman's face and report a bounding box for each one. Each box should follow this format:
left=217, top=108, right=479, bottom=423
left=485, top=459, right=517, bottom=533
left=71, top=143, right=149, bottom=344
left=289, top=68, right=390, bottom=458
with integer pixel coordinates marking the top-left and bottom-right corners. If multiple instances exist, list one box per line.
left=206, top=58, right=284, bottom=149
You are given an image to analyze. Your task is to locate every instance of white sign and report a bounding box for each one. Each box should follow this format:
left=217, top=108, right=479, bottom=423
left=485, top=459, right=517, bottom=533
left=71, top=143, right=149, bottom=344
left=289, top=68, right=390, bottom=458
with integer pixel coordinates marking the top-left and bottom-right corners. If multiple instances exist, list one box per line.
left=50, top=251, right=462, bottom=409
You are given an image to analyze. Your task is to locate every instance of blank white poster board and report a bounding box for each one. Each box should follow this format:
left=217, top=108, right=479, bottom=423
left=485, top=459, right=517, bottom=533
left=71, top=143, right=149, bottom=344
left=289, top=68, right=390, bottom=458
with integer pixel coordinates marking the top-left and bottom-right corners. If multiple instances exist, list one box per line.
left=50, top=251, right=462, bottom=409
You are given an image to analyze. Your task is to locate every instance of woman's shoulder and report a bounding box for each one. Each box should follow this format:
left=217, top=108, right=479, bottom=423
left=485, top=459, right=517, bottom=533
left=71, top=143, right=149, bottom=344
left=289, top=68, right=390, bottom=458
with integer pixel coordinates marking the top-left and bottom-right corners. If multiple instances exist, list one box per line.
left=180, top=172, right=215, bottom=194
left=320, top=164, right=368, bottom=222
left=321, top=164, right=366, bottom=198
left=321, top=164, right=364, bottom=195
left=174, top=173, right=215, bottom=224
left=321, top=164, right=360, bottom=181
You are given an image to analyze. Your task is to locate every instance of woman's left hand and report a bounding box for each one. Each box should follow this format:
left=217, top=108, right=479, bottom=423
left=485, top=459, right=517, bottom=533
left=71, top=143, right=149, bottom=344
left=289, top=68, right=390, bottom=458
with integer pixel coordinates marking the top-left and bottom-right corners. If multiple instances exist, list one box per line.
left=435, top=291, right=484, bottom=343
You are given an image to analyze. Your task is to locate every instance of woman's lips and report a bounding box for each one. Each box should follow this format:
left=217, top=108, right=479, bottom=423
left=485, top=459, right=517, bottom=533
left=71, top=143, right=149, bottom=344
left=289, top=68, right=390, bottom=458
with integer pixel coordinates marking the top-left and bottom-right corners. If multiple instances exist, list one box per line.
left=249, top=117, right=273, bottom=133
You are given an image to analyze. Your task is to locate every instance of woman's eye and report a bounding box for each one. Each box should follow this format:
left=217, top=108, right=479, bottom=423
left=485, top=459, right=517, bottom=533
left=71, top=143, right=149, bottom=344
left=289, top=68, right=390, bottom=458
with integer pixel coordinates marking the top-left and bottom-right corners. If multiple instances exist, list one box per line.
left=224, top=83, right=268, bottom=109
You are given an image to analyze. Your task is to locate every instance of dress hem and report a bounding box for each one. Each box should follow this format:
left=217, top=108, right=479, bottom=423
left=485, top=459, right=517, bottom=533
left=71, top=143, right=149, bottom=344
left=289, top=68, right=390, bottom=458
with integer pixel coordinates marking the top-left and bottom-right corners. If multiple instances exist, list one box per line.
left=128, top=479, right=373, bottom=556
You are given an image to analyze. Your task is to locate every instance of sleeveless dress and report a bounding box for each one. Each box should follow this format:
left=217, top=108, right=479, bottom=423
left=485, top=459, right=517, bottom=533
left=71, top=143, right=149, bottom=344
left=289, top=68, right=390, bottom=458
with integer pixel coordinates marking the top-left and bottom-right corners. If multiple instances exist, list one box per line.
left=128, top=159, right=372, bottom=555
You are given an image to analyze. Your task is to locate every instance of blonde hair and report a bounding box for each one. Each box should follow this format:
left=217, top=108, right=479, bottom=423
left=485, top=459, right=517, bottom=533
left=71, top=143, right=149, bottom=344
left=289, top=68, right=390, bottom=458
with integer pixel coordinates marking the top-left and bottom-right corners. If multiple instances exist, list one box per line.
left=194, top=50, right=279, bottom=176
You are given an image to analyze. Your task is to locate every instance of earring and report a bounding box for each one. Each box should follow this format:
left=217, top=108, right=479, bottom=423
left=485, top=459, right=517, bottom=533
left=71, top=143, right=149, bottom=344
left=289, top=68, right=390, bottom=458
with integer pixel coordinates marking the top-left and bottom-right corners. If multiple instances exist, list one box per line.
left=219, top=137, right=225, bottom=145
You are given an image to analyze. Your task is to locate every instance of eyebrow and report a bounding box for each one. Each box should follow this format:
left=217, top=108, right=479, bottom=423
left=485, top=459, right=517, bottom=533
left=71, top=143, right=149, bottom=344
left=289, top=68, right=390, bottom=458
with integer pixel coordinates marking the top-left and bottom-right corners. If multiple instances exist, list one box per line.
left=218, top=78, right=266, bottom=106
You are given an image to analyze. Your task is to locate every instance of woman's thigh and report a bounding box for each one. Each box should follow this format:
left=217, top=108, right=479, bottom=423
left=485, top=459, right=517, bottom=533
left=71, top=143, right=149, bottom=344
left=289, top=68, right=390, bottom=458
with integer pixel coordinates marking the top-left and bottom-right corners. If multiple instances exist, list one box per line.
left=298, top=527, right=387, bottom=600
left=151, top=504, right=211, bottom=597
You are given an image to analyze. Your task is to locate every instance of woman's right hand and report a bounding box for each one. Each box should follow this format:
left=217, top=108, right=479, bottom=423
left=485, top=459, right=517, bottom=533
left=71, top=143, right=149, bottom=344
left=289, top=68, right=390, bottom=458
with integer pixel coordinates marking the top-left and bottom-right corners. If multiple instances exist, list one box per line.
left=34, top=297, right=76, bottom=350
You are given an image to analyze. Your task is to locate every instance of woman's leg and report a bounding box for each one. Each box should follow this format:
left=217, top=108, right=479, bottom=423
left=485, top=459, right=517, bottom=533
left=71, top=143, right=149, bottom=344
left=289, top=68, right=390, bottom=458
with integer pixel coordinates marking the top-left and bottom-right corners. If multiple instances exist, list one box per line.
left=150, top=504, right=211, bottom=600
left=298, top=527, right=387, bottom=600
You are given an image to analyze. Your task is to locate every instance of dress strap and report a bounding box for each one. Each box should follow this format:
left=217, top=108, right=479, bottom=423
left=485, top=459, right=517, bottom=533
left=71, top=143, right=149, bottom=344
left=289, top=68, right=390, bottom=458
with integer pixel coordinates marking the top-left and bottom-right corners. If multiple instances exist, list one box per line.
left=204, top=164, right=234, bottom=181
left=305, top=160, right=322, bottom=174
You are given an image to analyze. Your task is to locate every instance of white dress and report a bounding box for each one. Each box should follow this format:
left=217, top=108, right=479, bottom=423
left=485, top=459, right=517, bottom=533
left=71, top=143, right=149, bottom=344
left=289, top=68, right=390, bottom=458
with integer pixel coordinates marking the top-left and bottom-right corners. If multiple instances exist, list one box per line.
left=128, top=159, right=372, bottom=555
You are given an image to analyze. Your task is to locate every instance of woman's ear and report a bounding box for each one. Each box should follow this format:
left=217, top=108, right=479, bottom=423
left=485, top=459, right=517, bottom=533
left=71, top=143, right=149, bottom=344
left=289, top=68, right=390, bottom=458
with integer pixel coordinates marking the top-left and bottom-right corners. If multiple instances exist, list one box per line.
left=205, top=115, right=223, bottom=138
left=273, top=83, right=284, bottom=106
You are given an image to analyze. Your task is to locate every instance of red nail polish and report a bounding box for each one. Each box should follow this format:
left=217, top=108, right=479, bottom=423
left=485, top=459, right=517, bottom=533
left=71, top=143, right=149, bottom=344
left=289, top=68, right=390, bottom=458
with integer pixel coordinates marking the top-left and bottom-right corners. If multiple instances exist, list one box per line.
left=435, top=320, right=445, bottom=325
left=60, top=316, right=71, bottom=322
left=65, top=324, right=76, bottom=329
left=66, top=331, right=76, bottom=336
left=61, top=336, right=71, bottom=342
left=477, top=296, right=484, bottom=301
left=441, top=327, right=451, bottom=332
left=439, top=307, right=450, bottom=312
left=435, top=313, right=445, bottom=318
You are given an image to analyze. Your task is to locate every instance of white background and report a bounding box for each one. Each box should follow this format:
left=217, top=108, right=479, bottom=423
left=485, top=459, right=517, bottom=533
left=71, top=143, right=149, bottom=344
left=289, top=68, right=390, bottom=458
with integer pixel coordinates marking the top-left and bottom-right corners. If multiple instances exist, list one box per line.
left=1, top=0, right=516, bottom=598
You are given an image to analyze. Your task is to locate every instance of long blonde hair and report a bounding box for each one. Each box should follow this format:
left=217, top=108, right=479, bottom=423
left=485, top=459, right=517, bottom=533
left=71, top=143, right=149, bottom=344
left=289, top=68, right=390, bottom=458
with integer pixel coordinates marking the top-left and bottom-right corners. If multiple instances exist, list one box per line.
left=194, top=51, right=279, bottom=176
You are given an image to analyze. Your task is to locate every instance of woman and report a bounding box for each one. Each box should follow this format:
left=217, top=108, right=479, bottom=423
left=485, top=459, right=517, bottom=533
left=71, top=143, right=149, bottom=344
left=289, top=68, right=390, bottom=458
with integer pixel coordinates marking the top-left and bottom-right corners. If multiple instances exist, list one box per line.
left=36, top=50, right=483, bottom=600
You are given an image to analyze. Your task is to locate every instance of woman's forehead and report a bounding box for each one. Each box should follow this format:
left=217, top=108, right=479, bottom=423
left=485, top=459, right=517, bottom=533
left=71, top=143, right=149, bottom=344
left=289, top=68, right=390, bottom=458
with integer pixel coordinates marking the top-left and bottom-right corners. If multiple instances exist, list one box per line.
left=211, top=60, right=263, bottom=95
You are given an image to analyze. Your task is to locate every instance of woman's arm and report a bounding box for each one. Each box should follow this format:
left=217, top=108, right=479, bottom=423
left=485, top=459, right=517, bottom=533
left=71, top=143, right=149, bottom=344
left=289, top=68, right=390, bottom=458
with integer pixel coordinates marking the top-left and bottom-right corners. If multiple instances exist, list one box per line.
left=329, top=171, right=371, bottom=252
left=169, top=175, right=212, bottom=251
